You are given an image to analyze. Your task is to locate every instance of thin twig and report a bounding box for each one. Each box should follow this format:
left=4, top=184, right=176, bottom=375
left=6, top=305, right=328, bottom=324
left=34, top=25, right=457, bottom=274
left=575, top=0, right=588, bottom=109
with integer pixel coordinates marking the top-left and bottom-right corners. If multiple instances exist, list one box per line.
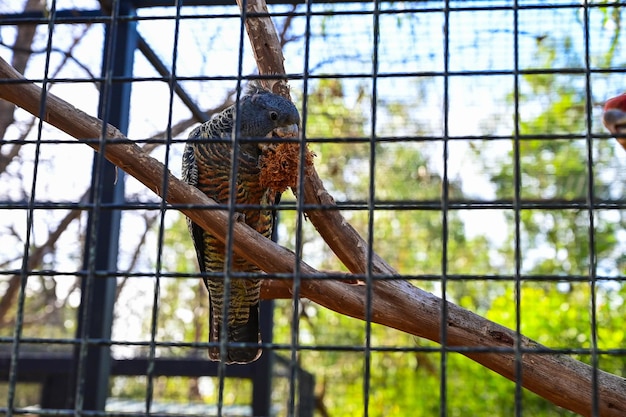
left=0, top=190, right=88, bottom=324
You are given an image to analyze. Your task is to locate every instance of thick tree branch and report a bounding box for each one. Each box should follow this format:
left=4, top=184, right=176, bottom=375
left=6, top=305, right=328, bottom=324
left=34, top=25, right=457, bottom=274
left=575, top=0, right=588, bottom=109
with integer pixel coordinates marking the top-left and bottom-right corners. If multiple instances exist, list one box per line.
left=215, top=2, right=626, bottom=414
left=1, top=55, right=624, bottom=417
left=236, top=0, right=394, bottom=276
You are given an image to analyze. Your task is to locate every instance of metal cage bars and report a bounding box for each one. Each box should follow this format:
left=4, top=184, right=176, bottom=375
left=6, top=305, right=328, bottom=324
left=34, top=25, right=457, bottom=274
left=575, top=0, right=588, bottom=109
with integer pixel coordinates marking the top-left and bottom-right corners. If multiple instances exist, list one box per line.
left=0, top=1, right=625, bottom=417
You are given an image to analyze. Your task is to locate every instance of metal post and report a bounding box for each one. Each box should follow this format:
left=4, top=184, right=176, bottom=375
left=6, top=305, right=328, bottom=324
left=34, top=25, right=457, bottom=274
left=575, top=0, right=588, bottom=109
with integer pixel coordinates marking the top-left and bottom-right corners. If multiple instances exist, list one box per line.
left=70, top=0, right=137, bottom=410
left=251, top=300, right=274, bottom=416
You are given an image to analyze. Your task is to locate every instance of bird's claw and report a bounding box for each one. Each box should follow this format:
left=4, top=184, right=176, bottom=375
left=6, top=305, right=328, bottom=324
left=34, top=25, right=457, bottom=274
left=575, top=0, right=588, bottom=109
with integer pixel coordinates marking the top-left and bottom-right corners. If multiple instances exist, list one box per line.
left=259, top=142, right=278, bottom=153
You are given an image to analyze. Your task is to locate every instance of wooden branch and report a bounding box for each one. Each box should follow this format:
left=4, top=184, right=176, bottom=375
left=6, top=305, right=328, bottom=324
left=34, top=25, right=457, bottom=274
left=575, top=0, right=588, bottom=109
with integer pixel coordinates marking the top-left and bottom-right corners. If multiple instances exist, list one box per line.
left=236, top=0, right=396, bottom=276
left=236, top=0, right=291, bottom=96
left=1, top=56, right=625, bottom=417
left=238, top=3, right=626, bottom=415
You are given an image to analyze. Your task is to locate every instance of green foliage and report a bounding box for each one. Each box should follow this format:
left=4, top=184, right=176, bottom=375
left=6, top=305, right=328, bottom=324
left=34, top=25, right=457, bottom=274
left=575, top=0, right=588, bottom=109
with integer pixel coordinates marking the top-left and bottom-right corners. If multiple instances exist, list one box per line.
left=268, top=17, right=626, bottom=417
left=271, top=76, right=534, bottom=416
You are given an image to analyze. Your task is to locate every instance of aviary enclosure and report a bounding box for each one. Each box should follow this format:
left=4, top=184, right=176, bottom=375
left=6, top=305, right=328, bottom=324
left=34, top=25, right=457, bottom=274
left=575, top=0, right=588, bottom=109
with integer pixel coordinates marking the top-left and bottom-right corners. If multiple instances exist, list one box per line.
left=0, top=0, right=625, bottom=416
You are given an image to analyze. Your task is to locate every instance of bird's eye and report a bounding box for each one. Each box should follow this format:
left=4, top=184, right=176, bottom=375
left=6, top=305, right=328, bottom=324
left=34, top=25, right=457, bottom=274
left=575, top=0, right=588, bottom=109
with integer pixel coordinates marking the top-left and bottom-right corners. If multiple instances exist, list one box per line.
left=269, top=111, right=278, bottom=121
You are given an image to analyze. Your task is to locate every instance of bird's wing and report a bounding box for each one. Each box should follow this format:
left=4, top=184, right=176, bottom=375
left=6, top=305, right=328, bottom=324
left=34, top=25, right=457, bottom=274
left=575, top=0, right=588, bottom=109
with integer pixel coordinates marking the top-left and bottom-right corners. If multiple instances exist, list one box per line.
left=182, top=135, right=210, bottom=277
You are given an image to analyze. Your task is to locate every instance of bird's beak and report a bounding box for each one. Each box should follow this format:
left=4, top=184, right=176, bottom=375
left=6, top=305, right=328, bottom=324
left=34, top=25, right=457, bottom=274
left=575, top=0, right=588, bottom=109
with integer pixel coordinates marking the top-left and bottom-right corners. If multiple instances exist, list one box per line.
left=272, top=123, right=300, bottom=139
left=603, top=108, right=626, bottom=137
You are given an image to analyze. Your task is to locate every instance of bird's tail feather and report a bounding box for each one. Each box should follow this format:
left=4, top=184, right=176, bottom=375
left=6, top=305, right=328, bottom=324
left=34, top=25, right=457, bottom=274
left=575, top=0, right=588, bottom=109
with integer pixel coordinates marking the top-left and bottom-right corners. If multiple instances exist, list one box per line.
left=208, top=302, right=261, bottom=364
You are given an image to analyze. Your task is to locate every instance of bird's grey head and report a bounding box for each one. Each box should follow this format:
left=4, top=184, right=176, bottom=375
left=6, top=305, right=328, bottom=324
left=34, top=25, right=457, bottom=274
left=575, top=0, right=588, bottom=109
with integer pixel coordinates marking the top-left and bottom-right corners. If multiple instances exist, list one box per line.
left=235, top=85, right=300, bottom=139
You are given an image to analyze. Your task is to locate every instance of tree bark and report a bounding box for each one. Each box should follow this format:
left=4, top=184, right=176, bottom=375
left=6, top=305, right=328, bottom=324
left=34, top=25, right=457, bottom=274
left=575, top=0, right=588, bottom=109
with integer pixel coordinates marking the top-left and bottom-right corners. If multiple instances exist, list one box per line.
left=236, top=0, right=396, bottom=276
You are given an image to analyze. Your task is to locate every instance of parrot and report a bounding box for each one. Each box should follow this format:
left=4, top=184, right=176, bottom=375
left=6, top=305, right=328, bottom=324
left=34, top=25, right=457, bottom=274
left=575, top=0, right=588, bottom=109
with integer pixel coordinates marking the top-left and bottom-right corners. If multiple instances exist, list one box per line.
left=182, top=84, right=300, bottom=364
left=603, top=93, right=626, bottom=138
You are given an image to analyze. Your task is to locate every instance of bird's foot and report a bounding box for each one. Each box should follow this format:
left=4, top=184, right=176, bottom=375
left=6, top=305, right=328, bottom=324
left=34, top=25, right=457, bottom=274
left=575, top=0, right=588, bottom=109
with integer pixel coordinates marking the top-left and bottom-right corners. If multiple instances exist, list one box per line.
left=259, top=142, right=278, bottom=153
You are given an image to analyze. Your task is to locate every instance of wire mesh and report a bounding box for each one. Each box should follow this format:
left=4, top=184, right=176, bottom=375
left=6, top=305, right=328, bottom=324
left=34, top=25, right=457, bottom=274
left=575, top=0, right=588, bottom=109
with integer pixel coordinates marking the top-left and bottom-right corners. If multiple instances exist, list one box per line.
left=1, top=0, right=626, bottom=416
